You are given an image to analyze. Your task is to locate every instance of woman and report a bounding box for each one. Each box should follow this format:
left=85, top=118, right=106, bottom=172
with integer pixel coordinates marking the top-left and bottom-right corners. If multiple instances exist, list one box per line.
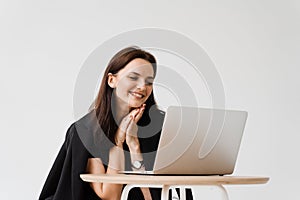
left=39, top=46, right=193, bottom=200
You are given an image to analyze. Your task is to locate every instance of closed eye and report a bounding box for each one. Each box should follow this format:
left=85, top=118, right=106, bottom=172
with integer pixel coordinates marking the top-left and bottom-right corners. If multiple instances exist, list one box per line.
left=145, top=80, right=153, bottom=85
left=128, top=76, right=138, bottom=80
left=127, top=72, right=154, bottom=86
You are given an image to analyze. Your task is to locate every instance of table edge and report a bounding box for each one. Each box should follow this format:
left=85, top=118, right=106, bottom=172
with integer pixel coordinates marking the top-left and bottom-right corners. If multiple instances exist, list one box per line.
left=80, top=174, right=270, bottom=185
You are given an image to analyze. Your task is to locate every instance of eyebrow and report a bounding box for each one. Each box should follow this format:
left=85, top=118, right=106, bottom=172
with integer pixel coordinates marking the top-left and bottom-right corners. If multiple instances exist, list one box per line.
left=129, top=72, right=154, bottom=79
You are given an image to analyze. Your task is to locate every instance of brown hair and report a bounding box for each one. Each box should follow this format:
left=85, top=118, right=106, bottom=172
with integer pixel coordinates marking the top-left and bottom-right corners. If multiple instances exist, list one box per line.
left=94, top=46, right=158, bottom=145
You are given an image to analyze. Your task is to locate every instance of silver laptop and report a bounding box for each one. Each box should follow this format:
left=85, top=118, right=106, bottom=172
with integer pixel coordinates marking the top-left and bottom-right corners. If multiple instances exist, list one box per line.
left=120, top=106, right=248, bottom=175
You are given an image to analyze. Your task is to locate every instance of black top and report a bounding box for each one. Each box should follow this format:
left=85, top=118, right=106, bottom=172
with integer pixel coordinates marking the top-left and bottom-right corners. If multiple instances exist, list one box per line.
left=39, top=109, right=193, bottom=200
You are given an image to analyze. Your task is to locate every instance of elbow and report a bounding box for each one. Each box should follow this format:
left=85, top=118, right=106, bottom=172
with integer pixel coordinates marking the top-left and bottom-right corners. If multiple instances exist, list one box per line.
left=96, top=191, right=121, bottom=200
left=91, top=183, right=122, bottom=200
left=100, top=193, right=121, bottom=200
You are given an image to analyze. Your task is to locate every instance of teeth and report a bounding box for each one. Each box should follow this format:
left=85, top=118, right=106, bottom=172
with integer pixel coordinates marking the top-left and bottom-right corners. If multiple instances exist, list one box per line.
left=131, top=92, right=143, bottom=98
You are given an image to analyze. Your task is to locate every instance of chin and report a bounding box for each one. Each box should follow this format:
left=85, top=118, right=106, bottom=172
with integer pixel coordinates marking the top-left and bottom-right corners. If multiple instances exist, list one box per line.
left=129, top=103, right=142, bottom=108
left=128, top=101, right=144, bottom=108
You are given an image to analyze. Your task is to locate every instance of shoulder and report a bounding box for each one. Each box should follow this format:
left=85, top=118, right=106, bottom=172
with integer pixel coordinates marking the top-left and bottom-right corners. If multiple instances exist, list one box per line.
left=72, top=109, right=101, bottom=140
left=150, top=107, right=165, bottom=122
left=157, top=108, right=165, bottom=118
left=75, top=109, right=98, bottom=129
left=64, top=123, right=76, bottom=147
left=62, top=110, right=98, bottom=150
left=153, top=106, right=165, bottom=116
left=73, top=110, right=111, bottom=158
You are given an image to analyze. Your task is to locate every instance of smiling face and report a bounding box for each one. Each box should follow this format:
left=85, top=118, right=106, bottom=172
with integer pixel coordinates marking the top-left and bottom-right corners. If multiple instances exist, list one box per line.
left=108, top=58, right=154, bottom=109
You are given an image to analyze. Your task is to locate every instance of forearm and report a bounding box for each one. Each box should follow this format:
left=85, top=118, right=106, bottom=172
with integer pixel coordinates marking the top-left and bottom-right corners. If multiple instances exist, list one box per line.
left=107, top=144, right=125, bottom=173
left=88, top=145, right=125, bottom=200
left=102, top=145, right=125, bottom=199
left=128, top=143, right=143, bottom=164
left=128, top=143, right=152, bottom=200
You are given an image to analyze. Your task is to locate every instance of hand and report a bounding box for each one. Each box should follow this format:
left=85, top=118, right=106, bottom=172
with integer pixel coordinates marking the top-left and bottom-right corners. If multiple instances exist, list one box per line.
left=115, top=115, right=131, bottom=146
left=130, top=103, right=146, bottom=123
left=126, top=104, right=146, bottom=149
left=114, top=104, right=146, bottom=147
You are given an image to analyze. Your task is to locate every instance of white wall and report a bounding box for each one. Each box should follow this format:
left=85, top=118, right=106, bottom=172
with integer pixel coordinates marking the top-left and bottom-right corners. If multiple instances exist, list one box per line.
left=1, top=0, right=299, bottom=199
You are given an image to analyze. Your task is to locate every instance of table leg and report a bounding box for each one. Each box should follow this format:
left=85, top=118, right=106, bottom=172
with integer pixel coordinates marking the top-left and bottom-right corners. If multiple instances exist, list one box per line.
left=122, top=184, right=168, bottom=200
left=161, top=185, right=171, bottom=200
left=121, top=184, right=135, bottom=200
left=217, top=185, right=229, bottom=200
left=179, top=186, right=186, bottom=200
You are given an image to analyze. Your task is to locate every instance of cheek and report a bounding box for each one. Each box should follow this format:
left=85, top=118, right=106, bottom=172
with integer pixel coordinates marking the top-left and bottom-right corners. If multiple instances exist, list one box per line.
left=117, top=79, right=134, bottom=92
left=146, top=86, right=153, bottom=96
left=115, top=83, right=128, bottom=98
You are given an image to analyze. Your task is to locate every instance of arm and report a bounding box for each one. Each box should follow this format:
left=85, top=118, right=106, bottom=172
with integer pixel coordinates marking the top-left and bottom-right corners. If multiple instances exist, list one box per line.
left=87, top=105, right=151, bottom=200
left=86, top=143, right=125, bottom=200
left=86, top=111, right=132, bottom=200
left=86, top=115, right=130, bottom=200
left=126, top=106, right=152, bottom=200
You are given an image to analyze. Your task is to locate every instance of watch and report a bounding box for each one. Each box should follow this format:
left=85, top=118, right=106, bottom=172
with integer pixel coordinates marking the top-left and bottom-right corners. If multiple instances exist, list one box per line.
left=131, top=160, right=144, bottom=170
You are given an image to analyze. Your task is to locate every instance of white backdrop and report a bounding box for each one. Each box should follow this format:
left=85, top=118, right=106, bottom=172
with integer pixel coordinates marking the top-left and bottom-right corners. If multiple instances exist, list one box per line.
left=1, top=0, right=299, bottom=199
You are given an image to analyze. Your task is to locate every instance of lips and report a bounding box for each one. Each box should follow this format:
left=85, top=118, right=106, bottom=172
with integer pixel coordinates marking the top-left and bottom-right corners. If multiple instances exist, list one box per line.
left=129, top=91, right=145, bottom=99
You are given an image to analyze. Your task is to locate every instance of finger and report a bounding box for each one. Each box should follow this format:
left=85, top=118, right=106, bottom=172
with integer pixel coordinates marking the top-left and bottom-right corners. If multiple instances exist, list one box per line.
left=134, top=105, right=145, bottom=121
left=129, top=108, right=140, bottom=119
left=116, top=117, right=131, bottom=144
left=134, top=104, right=146, bottom=123
left=127, top=118, right=138, bottom=137
left=119, top=115, right=132, bottom=132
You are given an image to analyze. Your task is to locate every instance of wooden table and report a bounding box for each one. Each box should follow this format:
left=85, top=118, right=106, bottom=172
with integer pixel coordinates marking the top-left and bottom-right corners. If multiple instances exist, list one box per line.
left=80, top=174, right=269, bottom=200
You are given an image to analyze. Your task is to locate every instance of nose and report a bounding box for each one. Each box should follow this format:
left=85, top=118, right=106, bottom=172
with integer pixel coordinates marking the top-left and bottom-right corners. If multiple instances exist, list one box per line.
left=136, top=79, right=146, bottom=89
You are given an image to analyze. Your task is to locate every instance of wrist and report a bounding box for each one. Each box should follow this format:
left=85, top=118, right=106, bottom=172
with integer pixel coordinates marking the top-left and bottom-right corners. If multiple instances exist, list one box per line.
left=131, top=160, right=145, bottom=171
left=128, top=142, right=141, bottom=153
left=115, top=135, right=125, bottom=147
left=115, top=140, right=124, bottom=148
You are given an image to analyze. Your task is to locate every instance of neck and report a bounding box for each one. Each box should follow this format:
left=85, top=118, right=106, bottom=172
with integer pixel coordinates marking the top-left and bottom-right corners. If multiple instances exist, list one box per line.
left=112, top=97, right=130, bottom=123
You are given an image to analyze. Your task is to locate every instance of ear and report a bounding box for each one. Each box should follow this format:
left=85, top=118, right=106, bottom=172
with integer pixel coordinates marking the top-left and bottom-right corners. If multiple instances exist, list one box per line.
left=107, top=73, right=117, bottom=88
